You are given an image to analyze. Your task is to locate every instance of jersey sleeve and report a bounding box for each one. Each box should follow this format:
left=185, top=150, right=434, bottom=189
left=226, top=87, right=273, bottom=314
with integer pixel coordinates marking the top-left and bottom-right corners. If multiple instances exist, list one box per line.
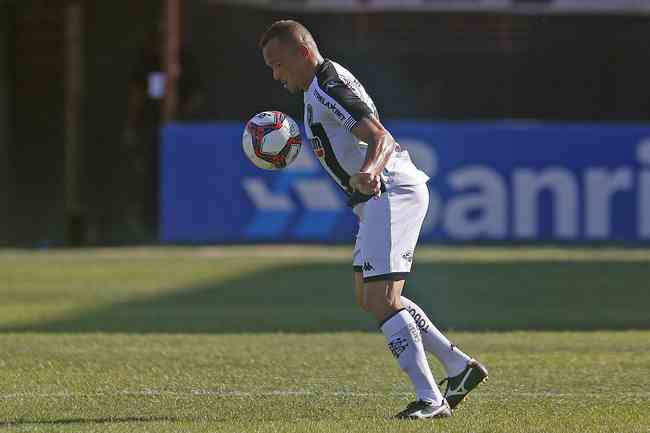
left=314, top=80, right=374, bottom=132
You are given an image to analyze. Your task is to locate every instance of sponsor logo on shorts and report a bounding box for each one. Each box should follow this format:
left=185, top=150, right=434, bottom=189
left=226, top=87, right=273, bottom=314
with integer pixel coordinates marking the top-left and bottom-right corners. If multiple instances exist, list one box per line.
left=362, top=261, right=374, bottom=272
left=402, top=250, right=414, bottom=262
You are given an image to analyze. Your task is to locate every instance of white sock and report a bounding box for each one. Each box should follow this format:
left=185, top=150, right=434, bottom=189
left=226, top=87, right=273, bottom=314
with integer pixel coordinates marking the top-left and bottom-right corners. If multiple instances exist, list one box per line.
left=380, top=309, right=443, bottom=404
left=401, top=296, right=471, bottom=378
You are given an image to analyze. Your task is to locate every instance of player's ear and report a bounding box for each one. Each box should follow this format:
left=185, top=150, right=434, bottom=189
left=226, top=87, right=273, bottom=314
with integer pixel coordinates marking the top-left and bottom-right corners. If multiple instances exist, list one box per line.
left=297, top=44, right=310, bottom=59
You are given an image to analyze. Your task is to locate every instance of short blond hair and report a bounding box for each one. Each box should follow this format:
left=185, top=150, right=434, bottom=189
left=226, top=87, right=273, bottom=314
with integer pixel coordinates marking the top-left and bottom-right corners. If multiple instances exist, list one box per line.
left=258, top=20, right=318, bottom=51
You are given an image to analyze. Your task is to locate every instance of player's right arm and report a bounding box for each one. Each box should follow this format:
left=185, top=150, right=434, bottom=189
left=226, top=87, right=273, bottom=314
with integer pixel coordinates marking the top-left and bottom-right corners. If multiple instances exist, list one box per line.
left=312, top=72, right=393, bottom=196
left=349, top=116, right=396, bottom=196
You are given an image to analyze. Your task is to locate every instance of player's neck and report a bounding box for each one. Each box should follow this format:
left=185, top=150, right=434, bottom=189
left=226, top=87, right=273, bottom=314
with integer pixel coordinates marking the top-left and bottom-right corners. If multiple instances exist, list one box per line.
left=300, top=55, right=324, bottom=91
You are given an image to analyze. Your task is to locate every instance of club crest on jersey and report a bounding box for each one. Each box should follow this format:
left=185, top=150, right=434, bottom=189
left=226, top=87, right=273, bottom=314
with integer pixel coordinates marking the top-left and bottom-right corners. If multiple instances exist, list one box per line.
left=306, top=104, right=325, bottom=158
left=311, top=136, right=325, bottom=158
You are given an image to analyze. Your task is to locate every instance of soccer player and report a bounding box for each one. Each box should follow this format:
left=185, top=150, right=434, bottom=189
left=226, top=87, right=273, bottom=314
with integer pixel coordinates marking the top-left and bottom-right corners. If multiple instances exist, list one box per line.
left=259, top=20, right=488, bottom=419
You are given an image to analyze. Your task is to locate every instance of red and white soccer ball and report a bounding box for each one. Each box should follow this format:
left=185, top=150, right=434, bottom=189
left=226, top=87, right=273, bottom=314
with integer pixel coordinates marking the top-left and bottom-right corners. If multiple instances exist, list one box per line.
left=242, top=111, right=302, bottom=170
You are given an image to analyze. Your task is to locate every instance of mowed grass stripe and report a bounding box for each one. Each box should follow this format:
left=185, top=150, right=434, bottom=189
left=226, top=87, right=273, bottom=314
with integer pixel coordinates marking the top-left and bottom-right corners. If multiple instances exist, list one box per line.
left=2, top=390, right=650, bottom=399
left=0, top=331, right=649, bottom=432
left=1, top=245, right=650, bottom=262
left=1, top=249, right=648, bottom=332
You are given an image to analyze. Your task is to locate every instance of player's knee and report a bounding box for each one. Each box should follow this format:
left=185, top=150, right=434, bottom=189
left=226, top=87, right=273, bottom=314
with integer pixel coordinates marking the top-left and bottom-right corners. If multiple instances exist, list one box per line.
left=364, top=280, right=403, bottom=312
left=364, top=296, right=400, bottom=323
left=365, top=290, right=397, bottom=311
left=386, top=296, right=402, bottom=311
left=379, top=295, right=402, bottom=312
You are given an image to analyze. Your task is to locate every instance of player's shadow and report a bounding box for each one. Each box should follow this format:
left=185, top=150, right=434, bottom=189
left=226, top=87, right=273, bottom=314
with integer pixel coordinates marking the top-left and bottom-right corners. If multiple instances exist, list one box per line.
left=4, top=261, right=650, bottom=333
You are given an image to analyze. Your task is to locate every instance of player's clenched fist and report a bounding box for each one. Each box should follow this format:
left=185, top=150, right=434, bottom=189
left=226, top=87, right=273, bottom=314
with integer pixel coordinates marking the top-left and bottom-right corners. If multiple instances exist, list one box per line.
left=349, top=172, right=381, bottom=196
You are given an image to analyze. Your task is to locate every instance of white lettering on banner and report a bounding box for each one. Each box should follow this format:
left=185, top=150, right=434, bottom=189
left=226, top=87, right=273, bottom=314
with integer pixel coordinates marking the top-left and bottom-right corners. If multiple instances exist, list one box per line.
left=241, top=137, right=650, bottom=240
left=243, top=149, right=344, bottom=214
left=513, top=168, right=579, bottom=239
left=242, top=178, right=294, bottom=211
left=444, top=167, right=507, bottom=239
left=638, top=140, right=650, bottom=237
left=585, top=169, right=633, bottom=239
left=407, top=138, right=650, bottom=240
left=293, top=179, right=344, bottom=211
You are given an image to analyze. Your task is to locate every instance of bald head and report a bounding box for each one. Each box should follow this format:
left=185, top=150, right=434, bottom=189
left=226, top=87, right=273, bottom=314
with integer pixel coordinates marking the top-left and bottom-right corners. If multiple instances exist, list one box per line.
left=258, top=20, right=319, bottom=54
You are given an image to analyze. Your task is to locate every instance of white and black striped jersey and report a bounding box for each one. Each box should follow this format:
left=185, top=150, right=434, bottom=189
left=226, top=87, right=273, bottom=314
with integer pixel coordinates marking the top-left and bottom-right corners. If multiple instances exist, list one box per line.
left=304, top=59, right=429, bottom=206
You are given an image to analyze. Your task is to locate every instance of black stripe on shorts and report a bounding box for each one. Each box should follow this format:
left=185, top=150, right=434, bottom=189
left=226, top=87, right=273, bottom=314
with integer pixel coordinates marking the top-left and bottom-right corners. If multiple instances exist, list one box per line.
left=363, top=272, right=409, bottom=283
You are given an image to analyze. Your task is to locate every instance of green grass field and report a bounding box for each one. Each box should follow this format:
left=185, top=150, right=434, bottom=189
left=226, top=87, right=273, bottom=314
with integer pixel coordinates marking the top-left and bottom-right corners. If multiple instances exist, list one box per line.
left=1, top=246, right=649, bottom=432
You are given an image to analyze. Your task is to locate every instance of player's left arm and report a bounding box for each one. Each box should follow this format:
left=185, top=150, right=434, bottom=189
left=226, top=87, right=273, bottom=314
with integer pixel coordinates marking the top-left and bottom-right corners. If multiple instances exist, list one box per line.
left=349, top=116, right=396, bottom=196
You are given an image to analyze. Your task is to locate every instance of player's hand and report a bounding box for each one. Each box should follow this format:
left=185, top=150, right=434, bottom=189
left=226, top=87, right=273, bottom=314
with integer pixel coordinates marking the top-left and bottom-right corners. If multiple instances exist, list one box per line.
left=350, top=172, right=381, bottom=196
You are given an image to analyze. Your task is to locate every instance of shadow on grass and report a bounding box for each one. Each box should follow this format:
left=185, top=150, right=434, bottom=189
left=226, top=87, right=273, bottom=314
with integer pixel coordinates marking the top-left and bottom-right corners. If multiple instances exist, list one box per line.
left=0, top=416, right=186, bottom=427
left=3, top=261, right=650, bottom=333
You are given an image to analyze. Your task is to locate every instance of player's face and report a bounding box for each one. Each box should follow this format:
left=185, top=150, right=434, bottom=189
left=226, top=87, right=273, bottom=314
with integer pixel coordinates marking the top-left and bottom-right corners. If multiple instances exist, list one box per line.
left=262, top=38, right=305, bottom=94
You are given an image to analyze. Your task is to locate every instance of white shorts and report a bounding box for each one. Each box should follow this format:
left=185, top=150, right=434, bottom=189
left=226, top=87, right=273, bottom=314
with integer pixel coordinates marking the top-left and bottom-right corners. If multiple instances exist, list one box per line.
left=352, top=183, right=429, bottom=282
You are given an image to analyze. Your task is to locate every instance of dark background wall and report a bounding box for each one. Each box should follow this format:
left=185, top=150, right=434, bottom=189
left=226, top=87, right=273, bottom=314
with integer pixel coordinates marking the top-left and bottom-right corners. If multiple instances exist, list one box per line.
left=185, top=4, right=650, bottom=123
left=82, top=0, right=162, bottom=243
left=0, top=2, right=10, bottom=245
left=3, top=1, right=650, bottom=246
left=9, top=1, right=65, bottom=246
left=2, top=0, right=161, bottom=246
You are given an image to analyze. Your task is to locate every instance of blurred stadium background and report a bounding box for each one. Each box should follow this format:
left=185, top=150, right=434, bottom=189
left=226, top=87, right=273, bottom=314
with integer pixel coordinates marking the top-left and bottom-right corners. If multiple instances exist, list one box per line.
left=2, top=0, right=650, bottom=246
left=1, top=1, right=650, bottom=431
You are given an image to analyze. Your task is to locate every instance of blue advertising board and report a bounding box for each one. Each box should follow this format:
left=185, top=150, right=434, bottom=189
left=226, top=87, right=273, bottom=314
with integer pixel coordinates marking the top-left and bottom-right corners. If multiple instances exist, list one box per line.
left=161, top=121, right=650, bottom=243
